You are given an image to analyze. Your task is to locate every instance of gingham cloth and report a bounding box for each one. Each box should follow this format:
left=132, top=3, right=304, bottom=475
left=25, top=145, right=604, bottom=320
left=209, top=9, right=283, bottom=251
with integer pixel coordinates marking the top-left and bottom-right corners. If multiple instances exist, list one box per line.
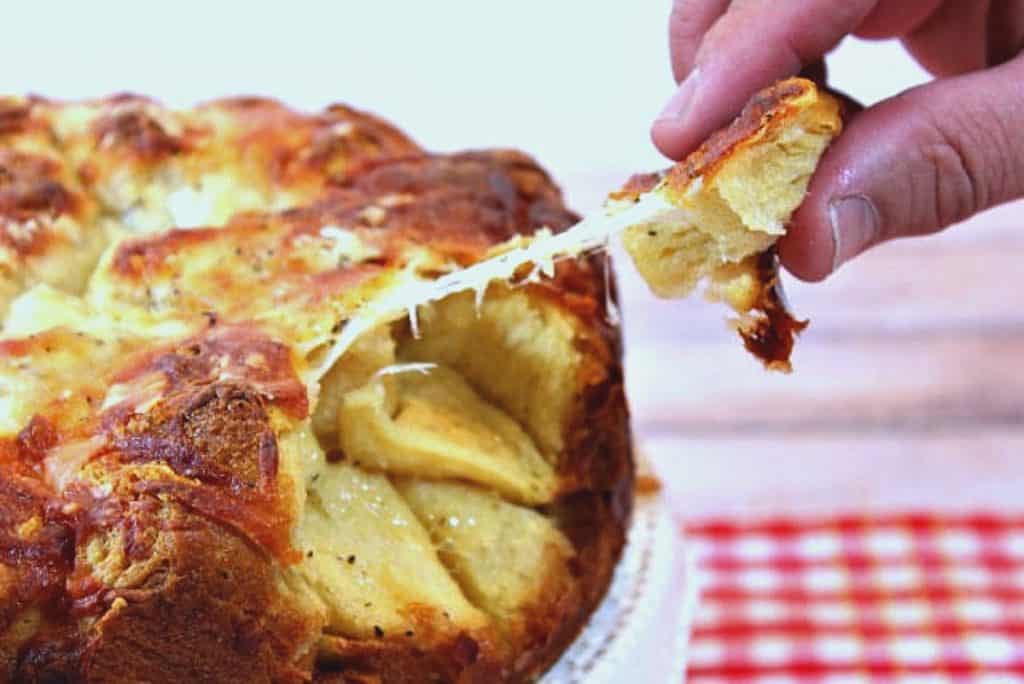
left=684, top=515, right=1024, bottom=683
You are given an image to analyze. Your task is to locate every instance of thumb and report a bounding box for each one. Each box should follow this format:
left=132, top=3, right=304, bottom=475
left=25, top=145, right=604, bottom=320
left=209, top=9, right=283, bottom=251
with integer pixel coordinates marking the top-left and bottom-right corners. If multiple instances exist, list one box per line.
left=779, top=54, right=1024, bottom=281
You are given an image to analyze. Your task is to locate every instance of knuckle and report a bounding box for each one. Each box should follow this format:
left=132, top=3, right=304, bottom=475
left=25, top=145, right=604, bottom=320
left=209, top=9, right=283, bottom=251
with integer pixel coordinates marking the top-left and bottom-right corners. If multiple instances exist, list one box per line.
left=920, top=133, right=980, bottom=229
left=917, top=94, right=1020, bottom=231
left=915, top=102, right=994, bottom=230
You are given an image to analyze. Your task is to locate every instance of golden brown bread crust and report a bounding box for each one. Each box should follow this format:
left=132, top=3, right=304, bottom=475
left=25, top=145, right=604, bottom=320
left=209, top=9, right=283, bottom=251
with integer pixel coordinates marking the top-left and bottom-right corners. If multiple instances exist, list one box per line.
left=26, top=504, right=320, bottom=684
left=610, top=78, right=835, bottom=202
left=63, top=93, right=421, bottom=195
left=92, top=151, right=578, bottom=329
left=664, top=78, right=817, bottom=190
left=0, top=94, right=424, bottom=320
left=0, top=91, right=633, bottom=684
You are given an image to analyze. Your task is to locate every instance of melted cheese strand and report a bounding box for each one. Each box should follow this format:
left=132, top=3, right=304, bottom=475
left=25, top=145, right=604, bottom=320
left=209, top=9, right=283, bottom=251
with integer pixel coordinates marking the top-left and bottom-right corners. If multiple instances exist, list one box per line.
left=426, top=192, right=674, bottom=304
left=603, top=247, right=621, bottom=326
left=373, top=362, right=438, bottom=378
left=406, top=303, right=421, bottom=339
left=473, top=280, right=488, bottom=315
left=314, top=192, right=675, bottom=380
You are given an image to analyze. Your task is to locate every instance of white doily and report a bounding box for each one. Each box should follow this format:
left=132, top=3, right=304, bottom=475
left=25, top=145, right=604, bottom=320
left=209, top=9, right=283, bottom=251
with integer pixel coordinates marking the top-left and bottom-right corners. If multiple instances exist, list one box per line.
left=542, top=493, right=699, bottom=683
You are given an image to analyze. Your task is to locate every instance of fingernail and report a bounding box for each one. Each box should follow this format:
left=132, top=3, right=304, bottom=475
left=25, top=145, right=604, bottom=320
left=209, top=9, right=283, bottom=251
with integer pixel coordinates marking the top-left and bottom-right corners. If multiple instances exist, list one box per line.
left=657, top=67, right=701, bottom=122
left=829, top=195, right=880, bottom=272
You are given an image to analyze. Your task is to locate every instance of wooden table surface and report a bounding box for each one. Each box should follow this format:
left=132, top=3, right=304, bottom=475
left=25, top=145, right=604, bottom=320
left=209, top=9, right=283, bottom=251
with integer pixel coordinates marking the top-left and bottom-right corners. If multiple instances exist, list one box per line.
left=609, top=199, right=1024, bottom=522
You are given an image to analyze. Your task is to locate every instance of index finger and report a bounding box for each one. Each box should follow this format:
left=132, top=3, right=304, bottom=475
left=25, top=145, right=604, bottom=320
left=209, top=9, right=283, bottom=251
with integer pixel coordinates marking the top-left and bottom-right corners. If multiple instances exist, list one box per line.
left=652, top=0, right=879, bottom=159
left=669, top=0, right=731, bottom=83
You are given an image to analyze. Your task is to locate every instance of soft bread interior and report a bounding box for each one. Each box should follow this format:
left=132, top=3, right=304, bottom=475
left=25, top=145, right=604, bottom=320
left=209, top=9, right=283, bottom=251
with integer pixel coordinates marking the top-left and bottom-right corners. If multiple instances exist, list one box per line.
left=292, top=284, right=593, bottom=645
left=620, top=79, right=842, bottom=302
left=310, top=325, right=397, bottom=447
left=396, top=287, right=582, bottom=462
left=395, top=479, right=578, bottom=645
left=313, top=286, right=583, bottom=494
left=288, top=453, right=489, bottom=640
left=338, top=365, right=557, bottom=505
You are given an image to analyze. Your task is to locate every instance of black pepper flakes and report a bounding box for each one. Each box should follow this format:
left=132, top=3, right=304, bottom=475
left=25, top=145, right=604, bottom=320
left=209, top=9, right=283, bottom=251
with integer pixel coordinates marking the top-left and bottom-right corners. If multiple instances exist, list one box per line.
left=347, top=555, right=356, bottom=564
left=373, top=626, right=384, bottom=638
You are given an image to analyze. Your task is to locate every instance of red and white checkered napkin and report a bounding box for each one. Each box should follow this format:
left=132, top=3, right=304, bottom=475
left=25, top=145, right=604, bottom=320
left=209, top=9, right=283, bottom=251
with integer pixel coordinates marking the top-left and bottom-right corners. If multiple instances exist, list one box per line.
left=684, top=515, right=1024, bottom=683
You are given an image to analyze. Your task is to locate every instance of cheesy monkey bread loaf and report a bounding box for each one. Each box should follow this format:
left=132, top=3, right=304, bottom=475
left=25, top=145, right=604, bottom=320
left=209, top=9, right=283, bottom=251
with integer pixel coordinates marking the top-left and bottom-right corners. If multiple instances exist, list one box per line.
left=0, top=94, right=631, bottom=684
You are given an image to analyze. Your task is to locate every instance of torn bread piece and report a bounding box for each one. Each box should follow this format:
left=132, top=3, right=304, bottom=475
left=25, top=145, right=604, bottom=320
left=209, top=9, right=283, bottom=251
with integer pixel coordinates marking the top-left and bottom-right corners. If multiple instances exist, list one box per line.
left=611, top=77, right=843, bottom=370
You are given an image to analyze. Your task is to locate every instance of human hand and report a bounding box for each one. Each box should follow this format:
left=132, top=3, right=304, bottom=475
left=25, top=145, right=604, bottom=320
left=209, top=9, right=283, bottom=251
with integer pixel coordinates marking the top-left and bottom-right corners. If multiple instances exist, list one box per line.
left=652, top=1, right=1024, bottom=280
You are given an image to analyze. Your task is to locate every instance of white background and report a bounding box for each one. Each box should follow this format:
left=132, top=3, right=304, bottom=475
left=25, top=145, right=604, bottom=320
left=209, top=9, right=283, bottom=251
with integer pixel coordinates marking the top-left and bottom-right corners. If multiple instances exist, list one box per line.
left=1, top=1, right=930, bottom=212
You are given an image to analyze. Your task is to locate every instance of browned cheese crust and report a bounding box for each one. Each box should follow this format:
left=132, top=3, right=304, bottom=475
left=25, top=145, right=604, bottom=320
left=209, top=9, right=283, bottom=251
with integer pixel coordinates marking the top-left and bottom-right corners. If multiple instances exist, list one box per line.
left=0, top=94, right=632, bottom=684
